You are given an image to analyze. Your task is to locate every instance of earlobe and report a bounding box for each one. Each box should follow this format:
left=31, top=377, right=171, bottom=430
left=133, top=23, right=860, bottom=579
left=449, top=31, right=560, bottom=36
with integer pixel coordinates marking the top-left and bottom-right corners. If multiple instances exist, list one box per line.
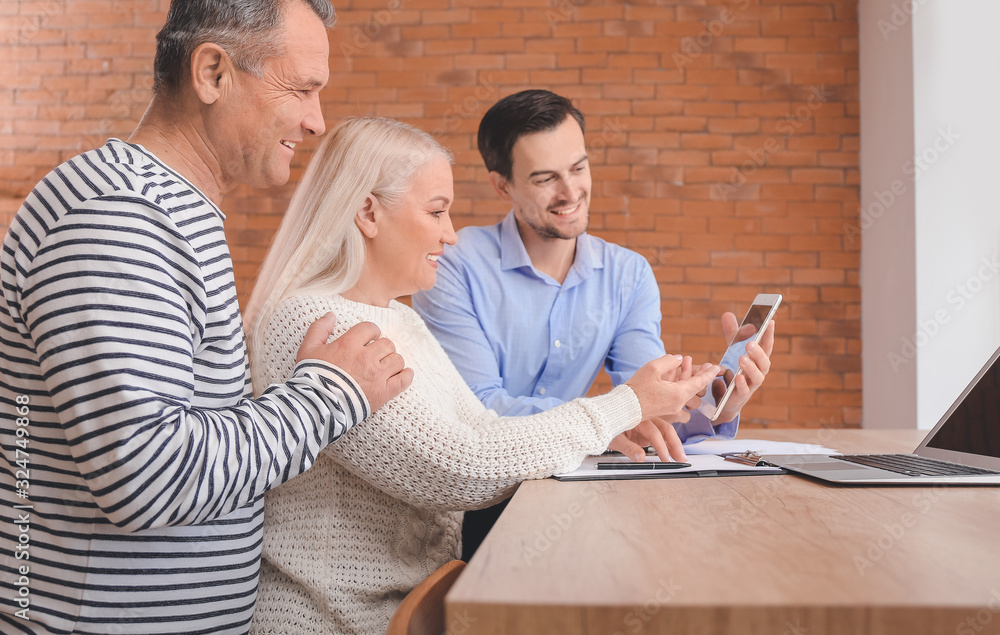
left=190, top=43, right=231, bottom=105
left=354, top=195, right=379, bottom=239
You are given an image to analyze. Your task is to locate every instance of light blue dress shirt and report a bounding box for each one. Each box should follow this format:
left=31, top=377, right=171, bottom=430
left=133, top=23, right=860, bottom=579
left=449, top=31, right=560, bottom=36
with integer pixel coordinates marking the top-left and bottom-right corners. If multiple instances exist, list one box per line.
left=412, top=212, right=737, bottom=443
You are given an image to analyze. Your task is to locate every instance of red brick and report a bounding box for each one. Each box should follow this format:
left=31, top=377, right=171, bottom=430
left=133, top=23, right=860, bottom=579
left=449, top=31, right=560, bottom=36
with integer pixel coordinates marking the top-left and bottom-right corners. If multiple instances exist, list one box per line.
left=604, top=21, right=655, bottom=37
left=686, top=69, right=738, bottom=85
left=707, top=118, right=761, bottom=134
left=790, top=168, right=844, bottom=184
left=503, top=23, right=552, bottom=38
left=608, top=53, right=660, bottom=69
left=628, top=36, right=681, bottom=55
left=451, top=22, right=500, bottom=38
left=707, top=86, right=761, bottom=101
left=655, top=150, right=709, bottom=167
left=577, top=37, right=628, bottom=53
left=733, top=38, right=787, bottom=53
left=680, top=133, right=733, bottom=150
left=738, top=68, right=792, bottom=85
left=4, top=0, right=862, bottom=433
left=426, top=39, right=473, bottom=55
left=761, top=21, right=815, bottom=37
left=554, top=53, right=606, bottom=68
left=522, top=39, right=573, bottom=55
left=787, top=37, right=841, bottom=53
left=624, top=6, right=675, bottom=21
left=529, top=69, right=580, bottom=85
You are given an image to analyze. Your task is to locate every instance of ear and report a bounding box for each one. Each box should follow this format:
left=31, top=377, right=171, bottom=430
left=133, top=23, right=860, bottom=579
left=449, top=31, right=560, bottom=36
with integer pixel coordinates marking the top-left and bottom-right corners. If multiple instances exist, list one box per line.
left=354, top=195, right=379, bottom=239
left=189, top=42, right=234, bottom=105
left=488, top=171, right=514, bottom=203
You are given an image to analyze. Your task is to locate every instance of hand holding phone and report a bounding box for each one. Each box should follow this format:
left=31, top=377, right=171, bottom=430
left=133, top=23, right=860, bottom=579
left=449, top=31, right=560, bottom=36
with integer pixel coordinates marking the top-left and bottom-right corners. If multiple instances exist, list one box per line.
left=710, top=293, right=781, bottom=421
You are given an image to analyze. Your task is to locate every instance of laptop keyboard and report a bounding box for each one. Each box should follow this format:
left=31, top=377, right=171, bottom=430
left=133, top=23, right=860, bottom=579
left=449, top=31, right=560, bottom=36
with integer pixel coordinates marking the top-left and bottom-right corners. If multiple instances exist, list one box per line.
left=834, top=454, right=1000, bottom=477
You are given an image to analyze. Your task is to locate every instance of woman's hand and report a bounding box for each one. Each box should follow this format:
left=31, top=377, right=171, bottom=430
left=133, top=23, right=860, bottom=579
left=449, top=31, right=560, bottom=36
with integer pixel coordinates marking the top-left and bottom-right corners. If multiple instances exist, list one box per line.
left=625, top=355, right=718, bottom=429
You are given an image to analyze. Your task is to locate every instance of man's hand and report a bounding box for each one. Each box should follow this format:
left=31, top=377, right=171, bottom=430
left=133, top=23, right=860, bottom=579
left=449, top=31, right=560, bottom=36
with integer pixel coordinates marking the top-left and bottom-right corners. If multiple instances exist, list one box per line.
left=625, top=354, right=718, bottom=425
left=296, top=312, right=414, bottom=412
left=713, top=312, right=775, bottom=423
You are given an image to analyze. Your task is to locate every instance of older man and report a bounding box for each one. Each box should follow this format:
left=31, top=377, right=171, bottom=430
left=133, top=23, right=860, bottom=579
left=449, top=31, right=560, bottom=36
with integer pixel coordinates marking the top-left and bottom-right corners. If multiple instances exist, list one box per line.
left=0, top=1, right=410, bottom=633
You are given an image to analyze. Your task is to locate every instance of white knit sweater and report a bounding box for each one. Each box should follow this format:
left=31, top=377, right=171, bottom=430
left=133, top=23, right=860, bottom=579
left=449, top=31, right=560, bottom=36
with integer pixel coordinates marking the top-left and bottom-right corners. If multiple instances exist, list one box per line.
left=249, top=294, right=641, bottom=634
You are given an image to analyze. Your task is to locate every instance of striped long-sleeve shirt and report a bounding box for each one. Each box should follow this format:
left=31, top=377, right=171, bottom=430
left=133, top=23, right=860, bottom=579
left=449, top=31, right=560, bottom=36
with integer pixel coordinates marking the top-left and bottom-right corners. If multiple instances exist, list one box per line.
left=0, top=139, right=369, bottom=634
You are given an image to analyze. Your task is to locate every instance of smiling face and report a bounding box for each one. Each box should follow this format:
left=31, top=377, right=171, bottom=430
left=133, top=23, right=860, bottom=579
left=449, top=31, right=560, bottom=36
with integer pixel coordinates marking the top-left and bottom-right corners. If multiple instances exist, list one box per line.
left=496, top=115, right=591, bottom=244
left=358, top=155, right=457, bottom=305
left=212, top=1, right=330, bottom=189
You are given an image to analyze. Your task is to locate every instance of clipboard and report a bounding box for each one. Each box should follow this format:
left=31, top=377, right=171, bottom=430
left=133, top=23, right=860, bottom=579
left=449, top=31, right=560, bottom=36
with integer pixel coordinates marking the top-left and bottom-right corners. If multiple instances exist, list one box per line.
left=552, top=452, right=785, bottom=481
left=720, top=450, right=772, bottom=466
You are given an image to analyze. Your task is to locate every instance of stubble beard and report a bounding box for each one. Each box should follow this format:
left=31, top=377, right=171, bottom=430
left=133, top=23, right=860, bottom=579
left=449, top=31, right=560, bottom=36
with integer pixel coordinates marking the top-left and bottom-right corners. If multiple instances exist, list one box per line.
left=526, top=202, right=590, bottom=241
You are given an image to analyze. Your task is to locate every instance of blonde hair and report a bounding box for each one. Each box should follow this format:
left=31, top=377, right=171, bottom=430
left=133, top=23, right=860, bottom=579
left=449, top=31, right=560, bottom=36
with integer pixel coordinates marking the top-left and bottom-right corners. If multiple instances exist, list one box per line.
left=244, top=116, right=452, bottom=395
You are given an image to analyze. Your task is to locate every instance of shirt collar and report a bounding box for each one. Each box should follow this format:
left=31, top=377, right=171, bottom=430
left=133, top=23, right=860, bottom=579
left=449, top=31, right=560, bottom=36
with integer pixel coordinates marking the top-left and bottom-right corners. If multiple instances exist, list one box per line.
left=498, top=211, right=605, bottom=283
left=499, top=211, right=533, bottom=271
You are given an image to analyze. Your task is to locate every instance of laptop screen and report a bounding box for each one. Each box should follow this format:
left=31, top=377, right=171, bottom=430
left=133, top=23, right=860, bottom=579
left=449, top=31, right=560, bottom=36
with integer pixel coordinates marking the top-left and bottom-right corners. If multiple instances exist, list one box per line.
left=923, top=347, right=1000, bottom=460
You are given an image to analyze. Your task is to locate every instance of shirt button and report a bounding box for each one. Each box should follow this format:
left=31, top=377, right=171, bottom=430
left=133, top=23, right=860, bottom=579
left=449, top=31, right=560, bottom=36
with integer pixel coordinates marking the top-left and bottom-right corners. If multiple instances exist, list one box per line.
left=553, top=340, right=561, bottom=348
left=539, top=387, right=547, bottom=395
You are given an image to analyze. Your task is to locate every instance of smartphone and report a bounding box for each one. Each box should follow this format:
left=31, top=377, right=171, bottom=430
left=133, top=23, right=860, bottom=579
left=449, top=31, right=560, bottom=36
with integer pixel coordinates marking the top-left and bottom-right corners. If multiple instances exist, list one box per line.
left=709, top=293, right=782, bottom=421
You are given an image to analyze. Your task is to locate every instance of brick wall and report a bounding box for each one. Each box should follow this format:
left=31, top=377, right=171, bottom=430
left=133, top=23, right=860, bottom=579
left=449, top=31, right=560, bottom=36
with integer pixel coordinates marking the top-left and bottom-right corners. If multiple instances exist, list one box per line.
left=2, top=0, right=861, bottom=428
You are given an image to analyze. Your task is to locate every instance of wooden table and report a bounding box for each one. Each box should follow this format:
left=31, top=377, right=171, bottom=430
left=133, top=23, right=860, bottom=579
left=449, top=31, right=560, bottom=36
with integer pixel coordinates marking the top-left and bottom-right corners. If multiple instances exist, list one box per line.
left=446, top=429, right=1000, bottom=635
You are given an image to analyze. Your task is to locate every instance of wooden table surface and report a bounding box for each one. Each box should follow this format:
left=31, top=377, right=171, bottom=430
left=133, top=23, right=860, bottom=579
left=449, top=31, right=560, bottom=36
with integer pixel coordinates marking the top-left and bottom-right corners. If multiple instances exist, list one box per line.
left=446, top=429, right=1000, bottom=635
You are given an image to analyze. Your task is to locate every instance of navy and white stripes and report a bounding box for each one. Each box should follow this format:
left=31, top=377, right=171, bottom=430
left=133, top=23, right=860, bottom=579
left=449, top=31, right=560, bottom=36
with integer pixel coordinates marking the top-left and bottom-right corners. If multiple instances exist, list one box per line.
left=0, top=139, right=368, bottom=634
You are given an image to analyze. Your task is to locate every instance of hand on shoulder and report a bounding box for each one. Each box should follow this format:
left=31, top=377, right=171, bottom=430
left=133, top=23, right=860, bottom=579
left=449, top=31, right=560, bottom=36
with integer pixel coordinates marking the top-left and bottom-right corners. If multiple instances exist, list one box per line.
left=296, top=312, right=414, bottom=412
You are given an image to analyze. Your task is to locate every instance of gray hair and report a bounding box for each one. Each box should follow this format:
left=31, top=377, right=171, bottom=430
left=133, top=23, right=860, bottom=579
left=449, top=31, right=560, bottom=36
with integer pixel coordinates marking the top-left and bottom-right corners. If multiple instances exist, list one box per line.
left=153, top=0, right=336, bottom=95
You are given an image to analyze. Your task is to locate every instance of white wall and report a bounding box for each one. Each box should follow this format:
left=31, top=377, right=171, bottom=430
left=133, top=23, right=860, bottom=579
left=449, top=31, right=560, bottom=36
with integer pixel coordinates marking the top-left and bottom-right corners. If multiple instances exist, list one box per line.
left=912, top=0, right=1000, bottom=428
left=861, top=0, right=1000, bottom=430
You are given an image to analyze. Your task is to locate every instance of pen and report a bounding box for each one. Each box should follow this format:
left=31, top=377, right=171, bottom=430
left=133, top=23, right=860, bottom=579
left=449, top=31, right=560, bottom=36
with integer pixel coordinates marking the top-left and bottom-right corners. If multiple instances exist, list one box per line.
left=596, top=462, right=692, bottom=470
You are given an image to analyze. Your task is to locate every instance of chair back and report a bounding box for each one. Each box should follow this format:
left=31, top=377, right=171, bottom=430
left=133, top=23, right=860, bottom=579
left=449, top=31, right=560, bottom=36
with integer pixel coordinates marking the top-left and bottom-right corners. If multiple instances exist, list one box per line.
left=386, top=560, right=466, bottom=635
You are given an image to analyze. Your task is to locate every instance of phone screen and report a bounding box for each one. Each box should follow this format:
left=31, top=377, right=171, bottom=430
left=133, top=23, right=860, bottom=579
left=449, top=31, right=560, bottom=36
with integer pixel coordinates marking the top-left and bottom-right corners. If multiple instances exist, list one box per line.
left=712, top=302, right=776, bottom=420
left=719, top=304, right=771, bottom=384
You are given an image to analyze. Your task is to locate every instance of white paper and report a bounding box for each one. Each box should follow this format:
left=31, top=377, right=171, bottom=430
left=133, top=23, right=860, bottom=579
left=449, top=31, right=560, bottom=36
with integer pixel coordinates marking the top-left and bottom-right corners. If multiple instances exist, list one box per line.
left=554, top=453, right=781, bottom=479
left=682, top=438, right=839, bottom=456
left=553, top=439, right=838, bottom=480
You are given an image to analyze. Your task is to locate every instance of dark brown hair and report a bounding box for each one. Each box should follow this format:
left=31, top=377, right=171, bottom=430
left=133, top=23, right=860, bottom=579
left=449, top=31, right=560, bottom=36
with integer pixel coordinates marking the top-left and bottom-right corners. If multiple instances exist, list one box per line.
left=477, top=89, right=586, bottom=181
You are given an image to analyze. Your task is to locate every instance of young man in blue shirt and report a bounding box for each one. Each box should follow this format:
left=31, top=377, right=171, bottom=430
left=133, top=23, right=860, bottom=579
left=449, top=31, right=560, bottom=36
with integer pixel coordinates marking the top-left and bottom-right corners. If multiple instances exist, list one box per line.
left=412, top=89, right=774, bottom=557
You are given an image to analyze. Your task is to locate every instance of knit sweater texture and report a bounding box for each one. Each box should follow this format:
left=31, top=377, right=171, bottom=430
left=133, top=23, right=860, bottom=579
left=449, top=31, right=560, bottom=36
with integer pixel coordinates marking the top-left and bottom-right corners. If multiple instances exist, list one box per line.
left=249, top=294, right=641, bottom=634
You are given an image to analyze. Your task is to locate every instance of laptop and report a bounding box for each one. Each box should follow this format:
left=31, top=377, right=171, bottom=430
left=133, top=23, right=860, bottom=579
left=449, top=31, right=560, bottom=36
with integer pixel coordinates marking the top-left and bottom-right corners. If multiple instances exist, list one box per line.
left=763, top=344, right=1000, bottom=485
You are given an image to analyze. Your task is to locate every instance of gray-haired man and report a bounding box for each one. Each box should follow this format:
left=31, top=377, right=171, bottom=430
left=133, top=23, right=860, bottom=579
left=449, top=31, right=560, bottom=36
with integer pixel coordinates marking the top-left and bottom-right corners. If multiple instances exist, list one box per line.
left=0, top=1, right=410, bottom=632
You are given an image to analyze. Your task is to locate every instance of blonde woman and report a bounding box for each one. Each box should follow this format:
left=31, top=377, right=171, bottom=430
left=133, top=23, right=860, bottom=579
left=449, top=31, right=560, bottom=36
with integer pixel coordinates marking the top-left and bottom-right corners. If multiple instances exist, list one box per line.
left=245, top=117, right=717, bottom=634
